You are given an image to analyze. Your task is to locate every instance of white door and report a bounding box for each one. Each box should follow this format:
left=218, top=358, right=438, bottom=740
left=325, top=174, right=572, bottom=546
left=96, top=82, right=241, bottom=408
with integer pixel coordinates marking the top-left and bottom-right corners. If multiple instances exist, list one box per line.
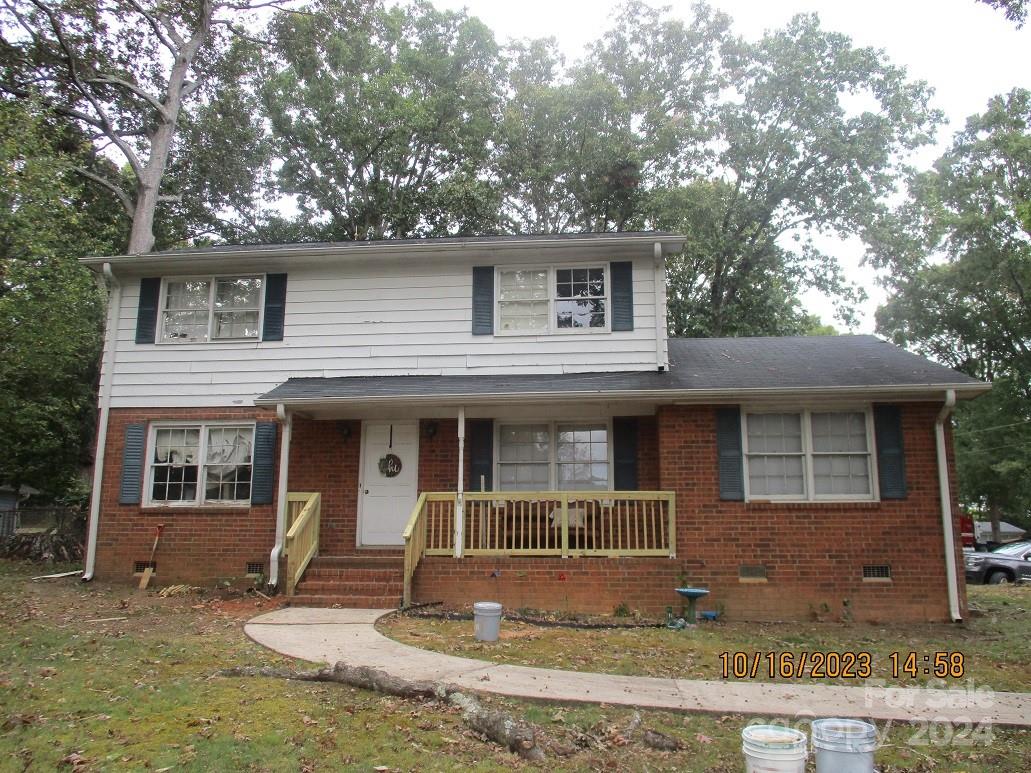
left=359, top=421, right=419, bottom=546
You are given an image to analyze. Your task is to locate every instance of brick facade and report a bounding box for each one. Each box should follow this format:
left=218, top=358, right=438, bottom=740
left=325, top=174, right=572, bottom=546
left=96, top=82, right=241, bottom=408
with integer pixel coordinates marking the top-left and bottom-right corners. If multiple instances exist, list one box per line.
left=94, top=405, right=966, bottom=623
left=92, top=407, right=281, bottom=586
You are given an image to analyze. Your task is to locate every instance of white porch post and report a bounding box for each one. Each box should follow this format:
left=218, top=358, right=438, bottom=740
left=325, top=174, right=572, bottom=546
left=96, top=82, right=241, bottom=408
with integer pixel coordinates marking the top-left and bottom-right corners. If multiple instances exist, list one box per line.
left=455, top=407, right=465, bottom=558
left=268, top=405, right=292, bottom=590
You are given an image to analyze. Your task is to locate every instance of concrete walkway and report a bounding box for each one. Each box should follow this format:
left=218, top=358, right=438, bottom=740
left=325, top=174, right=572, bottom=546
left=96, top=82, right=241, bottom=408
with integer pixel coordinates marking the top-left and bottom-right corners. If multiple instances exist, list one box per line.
left=244, top=608, right=1031, bottom=727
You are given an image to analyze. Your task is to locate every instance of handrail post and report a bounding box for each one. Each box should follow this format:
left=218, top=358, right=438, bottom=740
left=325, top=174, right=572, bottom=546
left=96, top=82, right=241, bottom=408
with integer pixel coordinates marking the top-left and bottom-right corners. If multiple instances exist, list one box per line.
left=560, top=493, right=569, bottom=558
left=667, top=491, right=676, bottom=558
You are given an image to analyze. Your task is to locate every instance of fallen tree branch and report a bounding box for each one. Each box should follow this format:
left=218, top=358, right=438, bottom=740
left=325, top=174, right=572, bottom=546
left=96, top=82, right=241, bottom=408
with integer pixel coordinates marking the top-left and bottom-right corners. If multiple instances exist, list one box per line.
left=218, top=662, right=545, bottom=760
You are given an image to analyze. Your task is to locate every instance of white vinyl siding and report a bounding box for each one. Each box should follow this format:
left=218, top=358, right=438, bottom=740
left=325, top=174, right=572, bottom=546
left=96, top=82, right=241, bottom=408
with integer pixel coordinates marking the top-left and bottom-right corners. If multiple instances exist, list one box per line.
left=743, top=409, right=876, bottom=502
left=108, top=256, right=660, bottom=407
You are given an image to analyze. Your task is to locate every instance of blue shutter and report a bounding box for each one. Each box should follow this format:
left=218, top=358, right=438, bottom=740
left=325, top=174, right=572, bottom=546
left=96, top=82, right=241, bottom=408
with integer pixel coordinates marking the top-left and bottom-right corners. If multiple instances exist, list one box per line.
left=471, top=266, right=494, bottom=335
left=135, top=278, right=161, bottom=344
left=119, top=423, right=146, bottom=504
left=467, top=420, right=493, bottom=491
left=874, top=405, right=907, bottom=499
left=716, top=406, right=745, bottom=501
left=250, top=422, right=278, bottom=505
left=613, top=417, right=639, bottom=490
left=610, top=261, right=634, bottom=331
left=262, top=273, right=288, bottom=341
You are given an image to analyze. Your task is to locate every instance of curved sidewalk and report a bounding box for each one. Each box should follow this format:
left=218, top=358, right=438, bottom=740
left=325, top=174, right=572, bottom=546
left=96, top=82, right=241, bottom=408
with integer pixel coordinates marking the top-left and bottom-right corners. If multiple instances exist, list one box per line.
left=244, top=607, right=1031, bottom=727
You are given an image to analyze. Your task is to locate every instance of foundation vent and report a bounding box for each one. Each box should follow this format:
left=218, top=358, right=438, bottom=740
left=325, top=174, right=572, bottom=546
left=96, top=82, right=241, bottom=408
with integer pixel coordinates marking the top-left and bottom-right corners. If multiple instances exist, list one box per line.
left=246, top=562, right=264, bottom=576
left=133, top=561, right=156, bottom=574
left=863, top=564, right=891, bottom=580
left=739, top=564, right=768, bottom=581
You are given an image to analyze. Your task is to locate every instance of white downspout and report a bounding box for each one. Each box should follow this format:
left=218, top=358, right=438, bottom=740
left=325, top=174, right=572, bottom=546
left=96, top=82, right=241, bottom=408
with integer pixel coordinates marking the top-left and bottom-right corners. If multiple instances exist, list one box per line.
left=268, top=404, right=292, bottom=590
left=83, top=263, right=121, bottom=581
left=455, top=407, right=465, bottom=558
left=935, top=389, right=962, bottom=622
left=653, top=242, right=668, bottom=370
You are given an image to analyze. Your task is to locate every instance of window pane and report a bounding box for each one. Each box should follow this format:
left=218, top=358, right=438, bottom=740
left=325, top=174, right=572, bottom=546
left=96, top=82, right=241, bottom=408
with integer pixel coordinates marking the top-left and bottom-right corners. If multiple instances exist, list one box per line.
left=215, top=277, right=261, bottom=310
left=813, top=454, right=870, bottom=495
left=151, top=426, right=200, bottom=502
left=748, top=454, right=805, bottom=496
left=498, top=270, right=547, bottom=300
left=747, top=413, right=802, bottom=453
left=556, top=299, right=605, bottom=329
left=498, top=463, right=549, bottom=491
left=162, top=310, right=209, bottom=342
left=214, top=310, right=260, bottom=339
left=498, top=301, right=548, bottom=331
left=165, top=280, right=210, bottom=310
left=556, top=423, right=608, bottom=490
left=811, top=412, right=868, bottom=452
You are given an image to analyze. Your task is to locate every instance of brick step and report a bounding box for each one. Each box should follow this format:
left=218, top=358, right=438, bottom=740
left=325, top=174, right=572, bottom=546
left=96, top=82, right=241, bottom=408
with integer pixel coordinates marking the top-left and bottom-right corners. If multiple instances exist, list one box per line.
left=310, top=555, right=403, bottom=569
left=295, top=580, right=403, bottom=594
left=303, top=568, right=405, bottom=581
left=286, top=594, right=400, bottom=609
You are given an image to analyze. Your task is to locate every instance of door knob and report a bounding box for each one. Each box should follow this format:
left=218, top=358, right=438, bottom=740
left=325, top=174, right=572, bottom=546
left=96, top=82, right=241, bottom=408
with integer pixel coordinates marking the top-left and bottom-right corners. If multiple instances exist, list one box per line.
left=363, top=489, right=369, bottom=495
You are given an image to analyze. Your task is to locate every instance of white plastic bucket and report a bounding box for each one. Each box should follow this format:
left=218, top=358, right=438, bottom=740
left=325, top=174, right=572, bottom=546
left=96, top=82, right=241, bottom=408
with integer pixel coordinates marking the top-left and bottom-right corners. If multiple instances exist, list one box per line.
left=473, top=601, right=503, bottom=642
left=812, top=718, right=877, bottom=773
left=741, top=725, right=808, bottom=773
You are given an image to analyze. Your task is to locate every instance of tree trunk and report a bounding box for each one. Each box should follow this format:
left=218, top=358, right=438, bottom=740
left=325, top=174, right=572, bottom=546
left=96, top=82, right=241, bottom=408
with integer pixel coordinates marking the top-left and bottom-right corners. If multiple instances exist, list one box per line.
left=989, top=501, right=1002, bottom=545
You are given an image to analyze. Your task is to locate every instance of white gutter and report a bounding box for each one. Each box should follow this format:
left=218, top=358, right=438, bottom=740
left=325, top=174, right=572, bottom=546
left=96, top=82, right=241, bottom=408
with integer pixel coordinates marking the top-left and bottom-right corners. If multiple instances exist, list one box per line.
left=83, top=263, right=121, bottom=581
left=454, top=407, right=465, bottom=558
left=253, top=382, right=989, bottom=409
left=268, top=404, right=292, bottom=591
left=935, top=389, right=962, bottom=622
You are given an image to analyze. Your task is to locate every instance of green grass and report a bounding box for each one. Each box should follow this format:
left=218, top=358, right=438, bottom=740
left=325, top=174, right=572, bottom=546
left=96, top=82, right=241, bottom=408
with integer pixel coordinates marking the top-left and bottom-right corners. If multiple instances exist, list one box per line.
left=2, top=559, right=1030, bottom=771
left=380, top=585, right=1031, bottom=692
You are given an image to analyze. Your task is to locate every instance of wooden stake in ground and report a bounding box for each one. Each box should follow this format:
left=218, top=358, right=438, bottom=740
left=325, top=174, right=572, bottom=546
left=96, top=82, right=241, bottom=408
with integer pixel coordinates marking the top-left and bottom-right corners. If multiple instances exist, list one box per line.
left=138, top=524, right=164, bottom=590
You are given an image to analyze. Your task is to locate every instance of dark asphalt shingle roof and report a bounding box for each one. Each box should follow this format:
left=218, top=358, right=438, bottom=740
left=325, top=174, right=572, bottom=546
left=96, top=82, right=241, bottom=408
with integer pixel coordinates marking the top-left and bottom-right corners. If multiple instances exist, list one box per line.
left=255, top=335, right=985, bottom=404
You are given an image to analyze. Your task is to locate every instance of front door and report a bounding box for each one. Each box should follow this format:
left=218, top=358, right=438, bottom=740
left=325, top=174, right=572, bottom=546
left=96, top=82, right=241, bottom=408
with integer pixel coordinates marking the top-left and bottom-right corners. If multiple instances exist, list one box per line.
left=359, top=421, right=419, bottom=546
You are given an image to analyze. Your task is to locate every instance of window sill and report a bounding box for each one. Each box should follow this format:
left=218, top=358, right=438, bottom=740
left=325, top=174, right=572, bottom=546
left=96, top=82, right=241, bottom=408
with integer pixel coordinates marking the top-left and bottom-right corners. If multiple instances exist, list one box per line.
left=862, top=577, right=893, bottom=584
left=744, top=500, right=881, bottom=510
left=493, top=328, right=611, bottom=337
left=140, top=504, right=254, bottom=514
left=738, top=577, right=769, bottom=584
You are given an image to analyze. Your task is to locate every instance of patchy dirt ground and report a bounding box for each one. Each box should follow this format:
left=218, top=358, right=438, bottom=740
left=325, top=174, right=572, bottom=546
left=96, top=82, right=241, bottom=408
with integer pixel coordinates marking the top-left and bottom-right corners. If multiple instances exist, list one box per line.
left=2, top=559, right=1030, bottom=771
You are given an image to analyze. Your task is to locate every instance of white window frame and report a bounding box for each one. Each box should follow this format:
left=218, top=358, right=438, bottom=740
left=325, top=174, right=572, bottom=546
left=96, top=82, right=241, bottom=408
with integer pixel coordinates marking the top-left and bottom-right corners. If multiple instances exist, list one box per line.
left=157, top=274, right=266, bottom=344
left=494, top=263, right=611, bottom=336
left=493, top=418, right=614, bottom=491
left=742, top=407, right=879, bottom=503
left=144, top=421, right=257, bottom=507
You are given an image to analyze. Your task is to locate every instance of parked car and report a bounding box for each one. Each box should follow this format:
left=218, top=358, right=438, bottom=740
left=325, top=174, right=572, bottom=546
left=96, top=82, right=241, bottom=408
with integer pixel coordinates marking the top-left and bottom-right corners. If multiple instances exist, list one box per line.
left=964, top=541, right=1031, bottom=585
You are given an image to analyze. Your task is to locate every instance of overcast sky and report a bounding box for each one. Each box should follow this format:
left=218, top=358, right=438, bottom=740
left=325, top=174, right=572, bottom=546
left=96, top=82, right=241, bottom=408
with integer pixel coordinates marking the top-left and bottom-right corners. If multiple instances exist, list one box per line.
left=433, top=0, right=1031, bottom=333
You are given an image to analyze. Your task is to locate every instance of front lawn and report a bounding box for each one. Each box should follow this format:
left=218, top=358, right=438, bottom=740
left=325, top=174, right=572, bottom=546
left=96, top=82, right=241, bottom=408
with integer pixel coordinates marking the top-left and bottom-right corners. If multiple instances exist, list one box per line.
left=2, top=559, right=1029, bottom=771
left=379, top=585, right=1031, bottom=692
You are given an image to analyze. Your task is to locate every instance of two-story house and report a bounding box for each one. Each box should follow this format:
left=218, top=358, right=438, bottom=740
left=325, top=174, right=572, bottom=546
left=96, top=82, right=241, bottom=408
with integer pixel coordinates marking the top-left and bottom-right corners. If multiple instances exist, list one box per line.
left=79, top=233, right=988, bottom=622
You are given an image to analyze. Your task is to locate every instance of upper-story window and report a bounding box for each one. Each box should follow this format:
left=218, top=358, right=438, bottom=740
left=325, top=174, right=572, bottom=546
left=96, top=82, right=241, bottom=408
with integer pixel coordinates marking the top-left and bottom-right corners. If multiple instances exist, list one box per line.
left=161, top=276, right=263, bottom=342
left=496, top=265, right=608, bottom=334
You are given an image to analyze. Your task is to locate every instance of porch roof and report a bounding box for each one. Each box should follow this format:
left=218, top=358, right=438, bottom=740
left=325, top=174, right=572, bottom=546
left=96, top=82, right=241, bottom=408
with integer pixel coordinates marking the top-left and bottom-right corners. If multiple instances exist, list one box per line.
left=255, top=335, right=988, bottom=407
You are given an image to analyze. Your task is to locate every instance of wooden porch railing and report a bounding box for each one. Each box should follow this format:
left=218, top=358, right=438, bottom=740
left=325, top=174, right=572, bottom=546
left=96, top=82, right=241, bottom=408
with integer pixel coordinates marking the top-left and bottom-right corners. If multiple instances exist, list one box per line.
left=402, top=490, right=675, bottom=606
left=284, top=491, right=321, bottom=596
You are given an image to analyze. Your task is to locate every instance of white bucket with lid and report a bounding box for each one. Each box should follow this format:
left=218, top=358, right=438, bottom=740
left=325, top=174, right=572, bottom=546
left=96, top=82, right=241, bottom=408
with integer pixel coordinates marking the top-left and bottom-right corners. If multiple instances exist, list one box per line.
left=473, top=601, right=503, bottom=642
left=741, top=724, right=808, bottom=773
left=812, top=718, right=877, bottom=773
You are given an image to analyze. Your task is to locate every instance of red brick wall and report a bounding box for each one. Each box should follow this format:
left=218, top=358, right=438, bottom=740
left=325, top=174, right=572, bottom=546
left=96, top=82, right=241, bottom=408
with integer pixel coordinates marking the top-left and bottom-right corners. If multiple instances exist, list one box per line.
left=92, top=407, right=281, bottom=586
left=413, top=556, right=682, bottom=615
left=288, top=417, right=361, bottom=555
left=653, top=403, right=966, bottom=623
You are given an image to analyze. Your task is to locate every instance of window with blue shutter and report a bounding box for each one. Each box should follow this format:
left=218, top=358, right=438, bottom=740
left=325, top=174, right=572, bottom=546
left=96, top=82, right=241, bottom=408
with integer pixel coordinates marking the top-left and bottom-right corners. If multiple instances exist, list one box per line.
left=874, top=405, right=907, bottom=499
left=610, top=261, right=634, bottom=331
left=613, top=417, right=639, bottom=490
left=262, top=273, right=288, bottom=341
left=716, top=406, right=745, bottom=501
left=467, top=420, right=493, bottom=491
left=471, top=266, right=494, bottom=335
left=251, top=422, right=278, bottom=505
left=135, top=278, right=161, bottom=344
left=119, top=423, right=146, bottom=504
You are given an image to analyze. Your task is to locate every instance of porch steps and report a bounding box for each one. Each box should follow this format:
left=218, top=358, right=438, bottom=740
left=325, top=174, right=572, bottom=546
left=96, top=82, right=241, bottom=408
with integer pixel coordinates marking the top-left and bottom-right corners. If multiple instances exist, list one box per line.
left=288, top=555, right=404, bottom=609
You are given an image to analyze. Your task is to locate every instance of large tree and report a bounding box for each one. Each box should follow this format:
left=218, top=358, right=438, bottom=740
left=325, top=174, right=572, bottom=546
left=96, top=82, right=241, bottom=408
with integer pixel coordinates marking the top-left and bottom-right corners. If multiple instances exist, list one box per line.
left=257, top=0, right=503, bottom=240
left=651, top=13, right=941, bottom=337
left=0, top=102, right=124, bottom=498
left=875, top=89, right=1031, bottom=535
